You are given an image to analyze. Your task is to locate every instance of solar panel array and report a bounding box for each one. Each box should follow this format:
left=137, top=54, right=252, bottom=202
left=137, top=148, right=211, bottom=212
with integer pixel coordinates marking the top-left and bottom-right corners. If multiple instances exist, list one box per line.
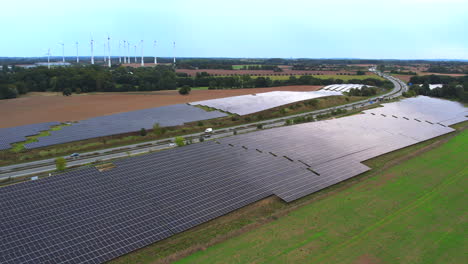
left=0, top=96, right=465, bottom=263
left=321, top=84, right=371, bottom=92
left=363, top=96, right=468, bottom=126
left=189, top=90, right=342, bottom=115
left=0, top=122, right=60, bottom=150
left=24, top=104, right=226, bottom=149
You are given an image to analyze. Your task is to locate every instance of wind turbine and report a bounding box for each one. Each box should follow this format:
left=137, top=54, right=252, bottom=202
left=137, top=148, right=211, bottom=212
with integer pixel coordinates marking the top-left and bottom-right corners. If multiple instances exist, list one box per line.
left=127, top=41, right=131, bottom=64
left=123, top=40, right=127, bottom=63
left=153, top=40, right=157, bottom=65
left=103, top=42, right=107, bottom=62
left=118, top=41, right=122, bottom=64
left=107, top=35, right=111, bottom=68
left=75, top=42, right=79, bottom=63
left=46, top=48, right=51, bottom=69
left=134, top=44, right=137, bottom=63
left=173, top=41, right=176, bottom=66
left=140, top=40, right=144, bottom=67
left=59, top=42, right=65, bottom=63
left=90, top=37, right=95, bottom=65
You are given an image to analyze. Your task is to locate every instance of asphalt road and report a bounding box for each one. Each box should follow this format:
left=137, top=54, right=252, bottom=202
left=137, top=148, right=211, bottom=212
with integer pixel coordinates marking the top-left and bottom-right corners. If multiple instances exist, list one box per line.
left=0, top=70, right=407, bottom=180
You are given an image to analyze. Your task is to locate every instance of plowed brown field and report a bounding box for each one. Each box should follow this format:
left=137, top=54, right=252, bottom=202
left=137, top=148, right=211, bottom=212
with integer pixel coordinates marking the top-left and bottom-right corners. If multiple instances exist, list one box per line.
left=0, top=85, right=322, bottom=128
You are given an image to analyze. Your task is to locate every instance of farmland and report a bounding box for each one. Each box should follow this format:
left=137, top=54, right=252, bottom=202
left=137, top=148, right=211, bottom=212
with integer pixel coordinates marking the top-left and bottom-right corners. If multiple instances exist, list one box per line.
left=0, top=85, right=322, bottom=128
left=175, top=125, right=468, bottom=264
left=252, top=74, right=385, bottom=81
left=176, top=69, right=369, bottom=77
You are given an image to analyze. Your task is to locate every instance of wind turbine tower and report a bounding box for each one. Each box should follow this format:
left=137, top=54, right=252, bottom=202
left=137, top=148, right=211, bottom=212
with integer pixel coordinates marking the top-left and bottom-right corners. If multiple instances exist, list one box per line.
left=153, top=40, right=157, bottom=65
left=127, top=41, right=131, bottom=64
left=60, top=42, right=65, bottom=63
left=90, top=37, right=95, bottom=65
left=107, top=35, right=111, bottom=68
left=76, top=42, right=79, bottom=63
left=118, top=41, right=122, bottom=64
left=123, top=41, right=127, bottom=63
left=173, top=41, right=176, bottom=66
left=141, top=40, right=144, bottom=67
left=47, top=48, right=51, bottom=69
left=134, top=44, right=137, bottom=63
left=104, top=42, right=107, bottom=63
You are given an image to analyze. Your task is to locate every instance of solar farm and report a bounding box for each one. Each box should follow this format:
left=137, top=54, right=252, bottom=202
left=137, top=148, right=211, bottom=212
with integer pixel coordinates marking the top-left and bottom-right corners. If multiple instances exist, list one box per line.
left=321, top=84, right=371, bottom=92
left=0, top=96, right=466, bottom=263
left=0, top=104, right=226, bottom=150
left=189, top=90, right=342, bottom=115
left=0, top=122, right=60, bottom=150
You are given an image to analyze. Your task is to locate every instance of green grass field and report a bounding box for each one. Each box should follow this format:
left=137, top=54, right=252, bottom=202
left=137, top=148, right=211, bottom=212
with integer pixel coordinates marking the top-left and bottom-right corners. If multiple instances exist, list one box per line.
left=251, top=74, right=385, bottom=81
left=232, top=65, right=260, bottom=69
left=177, top=129, right=468, bottom=264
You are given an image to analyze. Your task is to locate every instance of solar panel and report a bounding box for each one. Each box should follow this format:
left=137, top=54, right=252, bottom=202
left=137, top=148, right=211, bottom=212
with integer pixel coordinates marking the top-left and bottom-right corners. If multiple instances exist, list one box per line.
left=23, top=104, right=226, bottom=149
left=189, top=90, right=342, bottom=115
left=0, top=122, right=60, bottom=150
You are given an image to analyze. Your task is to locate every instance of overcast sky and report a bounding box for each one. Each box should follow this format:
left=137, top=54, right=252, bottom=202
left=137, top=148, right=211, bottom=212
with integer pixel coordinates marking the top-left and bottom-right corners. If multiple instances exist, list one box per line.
left=2, top=0, right=467, bottom=59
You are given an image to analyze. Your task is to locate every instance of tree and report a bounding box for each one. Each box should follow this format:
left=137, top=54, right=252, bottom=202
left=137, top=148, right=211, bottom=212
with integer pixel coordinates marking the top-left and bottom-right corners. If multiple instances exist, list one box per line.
left=179, top=85, right=191, bottom=95
left=174, top=136, right=185, bottom=147
left=55, top=157, right=67, bottom=171
left=140, top=128, right=147, bottom=136
left=62, top=88, right=72, bottom=96
left=0, top=85, right=18, bottom=99
left=153, top=122, right=162, bottom=136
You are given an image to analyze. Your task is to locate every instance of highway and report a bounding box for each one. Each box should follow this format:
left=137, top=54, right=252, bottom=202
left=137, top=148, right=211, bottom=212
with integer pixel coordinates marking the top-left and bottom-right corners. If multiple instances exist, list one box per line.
left=0, top=70, right=407, bottom=180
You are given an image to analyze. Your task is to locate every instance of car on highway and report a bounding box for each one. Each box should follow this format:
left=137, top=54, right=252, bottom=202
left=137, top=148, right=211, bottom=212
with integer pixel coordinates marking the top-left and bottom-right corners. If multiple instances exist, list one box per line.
left=69, top=153, right=80, bottom=158
left=204, top=128, right=213, bottom=138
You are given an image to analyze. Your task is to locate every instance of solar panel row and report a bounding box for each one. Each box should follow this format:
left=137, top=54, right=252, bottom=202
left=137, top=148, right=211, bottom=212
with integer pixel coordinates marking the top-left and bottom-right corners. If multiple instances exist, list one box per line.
left=0, top=122, right=60, bottom=150
left=363, top=96, right=468, bottom=126
left=24, top=104, right=226, bottom=149
left=322, top=84, right=370, bottom=92
left=189, top=90, right=342, bottom=115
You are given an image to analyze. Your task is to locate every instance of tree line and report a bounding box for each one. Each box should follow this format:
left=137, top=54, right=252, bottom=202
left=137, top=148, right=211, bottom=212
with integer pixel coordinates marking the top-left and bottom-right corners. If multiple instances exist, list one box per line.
left=0, top=65, right=177, bottom=99
left=404, top=75, right=468, bottom=102
left=178, top=74, right=393, bottom=90
left=0, top=64, right=392, bottom=100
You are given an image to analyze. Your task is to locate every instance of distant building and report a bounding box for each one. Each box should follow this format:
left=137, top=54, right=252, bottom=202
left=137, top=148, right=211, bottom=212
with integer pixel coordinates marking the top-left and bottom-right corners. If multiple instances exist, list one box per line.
left=16, top=62, right=72, bottom=69
left=418, top=84, right=444, bottom=90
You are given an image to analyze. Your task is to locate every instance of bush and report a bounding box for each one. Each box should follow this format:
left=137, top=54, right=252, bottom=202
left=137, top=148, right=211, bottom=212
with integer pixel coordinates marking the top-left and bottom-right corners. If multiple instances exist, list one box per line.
left=140, top=128, right=147, bottom=136
left=175, top=136, right=185, bottom=147
left=153, top=123, right=166, bottom=136
left=285, top=119, right=292, bottom=125
left=178, top=85, right=191, bottom=95
left=256, top=124, right=263, bottom=129
left=63, top=88, right=72, bottom=96
left=233, top=130, right=237, bottom=135
left=55, top=157, right=67, bottom=171
left=199, top=136, right=204, bottom=142
left=197, top=121, right=204, bottom=126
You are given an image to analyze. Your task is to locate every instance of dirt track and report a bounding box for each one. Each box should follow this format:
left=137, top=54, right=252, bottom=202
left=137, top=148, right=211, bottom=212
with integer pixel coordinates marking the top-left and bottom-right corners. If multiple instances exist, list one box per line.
left=0, top=86, right=322, bottom=128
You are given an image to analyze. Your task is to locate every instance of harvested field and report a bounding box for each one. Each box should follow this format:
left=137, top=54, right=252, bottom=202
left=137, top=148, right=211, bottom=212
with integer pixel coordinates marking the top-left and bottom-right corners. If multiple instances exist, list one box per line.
left=391, top=74, right=413, bottom=82
left=0, top=85, right=321, bottom=128
left=417, top=72, right=467, bottom=77
left=176, top=69, right=365, bottom=77
left=392, top=73, right=467, bottom=83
